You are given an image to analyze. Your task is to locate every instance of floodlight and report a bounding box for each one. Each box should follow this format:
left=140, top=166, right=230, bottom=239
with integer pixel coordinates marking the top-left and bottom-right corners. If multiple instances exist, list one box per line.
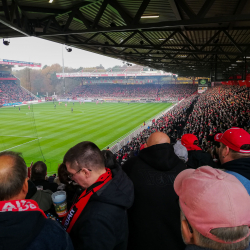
left=65, top=47, right=72, bottom=52
left=3, top=39, right=10, bottom=46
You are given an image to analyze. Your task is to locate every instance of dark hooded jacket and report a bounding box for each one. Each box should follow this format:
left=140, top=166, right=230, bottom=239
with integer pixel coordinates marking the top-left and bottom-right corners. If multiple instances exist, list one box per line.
left=187, top=150, right=217, bottom=169
left=222, top=158, right=250, bottom=195
left=0, top=209, right=74, bottom=250
left=122, top=143, right=186, bottom=250
left=69, top=165, right=134, bottom=250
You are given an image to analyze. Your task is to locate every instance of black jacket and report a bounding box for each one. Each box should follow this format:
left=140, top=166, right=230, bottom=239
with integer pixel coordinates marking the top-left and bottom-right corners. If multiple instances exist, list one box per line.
left=69, top=165, right=134, bottom=250
left=32, top=179, right=58, bottom=192
left=123, top=143, right=186, bottom=250
left=187, top=150, right=217, bottom=169
left=222, top=158, right=250, bottom=180
left=0, top=209, right=74, bottom=250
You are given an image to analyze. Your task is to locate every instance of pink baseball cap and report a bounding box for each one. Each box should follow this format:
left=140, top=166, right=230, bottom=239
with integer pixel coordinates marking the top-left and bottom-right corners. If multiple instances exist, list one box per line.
left=214, top=127, right=250, bottom=153
left=174, top=166, right=250, bottom=244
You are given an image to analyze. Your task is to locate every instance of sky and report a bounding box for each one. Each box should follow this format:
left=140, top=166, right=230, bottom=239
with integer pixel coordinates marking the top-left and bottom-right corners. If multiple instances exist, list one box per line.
left=0, top=37, right=124, bottom=70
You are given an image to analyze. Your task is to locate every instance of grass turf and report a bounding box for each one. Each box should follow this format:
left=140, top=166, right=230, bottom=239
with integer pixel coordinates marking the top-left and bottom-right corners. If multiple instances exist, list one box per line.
left=0, top=102, right=173, bottom=174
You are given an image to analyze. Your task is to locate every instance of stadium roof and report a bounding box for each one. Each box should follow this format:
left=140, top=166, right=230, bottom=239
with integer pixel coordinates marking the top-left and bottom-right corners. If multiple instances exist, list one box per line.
left=1, top=0, right=250, bottom=78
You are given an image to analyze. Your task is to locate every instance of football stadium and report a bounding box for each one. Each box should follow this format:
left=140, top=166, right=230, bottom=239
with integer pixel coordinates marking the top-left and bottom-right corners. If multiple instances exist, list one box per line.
left=0, top=0, right=250, bottom=250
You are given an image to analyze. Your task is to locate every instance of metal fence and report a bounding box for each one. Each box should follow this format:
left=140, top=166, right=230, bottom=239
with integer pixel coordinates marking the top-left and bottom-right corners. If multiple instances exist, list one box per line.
left=103, top=100, right=183, bottom=154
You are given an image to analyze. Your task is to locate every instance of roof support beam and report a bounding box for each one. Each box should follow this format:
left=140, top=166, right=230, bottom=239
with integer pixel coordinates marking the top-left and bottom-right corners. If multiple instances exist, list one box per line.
left=43, top=17, right=52, bottom=34
left=2, top=0, right=11, bottom=21
left=223, top=30, right=243, bottom=53
left=228, top=0, right=248, bottom=29
left=64, top=12, right=74, bottom=31
left=120, top=31, right=137, bottom=45
left=38, top=14, right=250, bottom=36
left=102, top=32, right=118, bottom=45
left=84, top=33, right=99, bottom=43
left=159, top=31, right=178, bottom=47
left=108, top=0, right=133, bottom=25
left=73, top=9, right=91, bottom=29
left=92, top=0, right=109, bottom=28
left=0, top=15, right=29, bottom=36
left=174, top=0, right=196, bottom=19
left=197, top=0, right=216, bottom=18
left=179, top=31, right=198, bottom=50
left=168, top=0, right=185, bottom=30
left=133, top=0, right=151, bottom=25
left=138, top=30, right=155, bottom=47
left=200, top=30, right=221, bottom=51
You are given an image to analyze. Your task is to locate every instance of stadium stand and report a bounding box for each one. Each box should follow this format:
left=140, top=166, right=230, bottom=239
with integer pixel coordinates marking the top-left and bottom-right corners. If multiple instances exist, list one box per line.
left=62, top=84, right=197, bottom=100
left=0, top=81, right=36, bottom=105
left=115, top=85, right=250, bottom=164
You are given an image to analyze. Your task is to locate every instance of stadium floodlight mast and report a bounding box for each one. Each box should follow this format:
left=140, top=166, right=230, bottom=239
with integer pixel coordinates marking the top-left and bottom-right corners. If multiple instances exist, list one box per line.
left=3, top=39, right=10, bottom=46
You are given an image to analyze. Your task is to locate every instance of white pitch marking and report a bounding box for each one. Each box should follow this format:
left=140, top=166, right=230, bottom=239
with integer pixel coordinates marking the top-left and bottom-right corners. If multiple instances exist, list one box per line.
left=0, top=137, right=42, bottom=152
left=2, top=135, right=38, bottom=138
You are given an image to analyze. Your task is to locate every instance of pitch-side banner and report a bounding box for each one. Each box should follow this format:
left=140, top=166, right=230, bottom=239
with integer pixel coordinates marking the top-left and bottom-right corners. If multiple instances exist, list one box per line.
left=56, top=72, right=173, bottom=78
left=0, top=59, right=41, bottom=67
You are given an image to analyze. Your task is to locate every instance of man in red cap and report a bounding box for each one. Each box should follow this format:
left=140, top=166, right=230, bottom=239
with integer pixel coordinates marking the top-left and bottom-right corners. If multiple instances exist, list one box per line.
left=174, top=166, right=250, bottom=250
left=181, top=134, right=216, bottom=169
left=215, top=127, right=250, bottom=194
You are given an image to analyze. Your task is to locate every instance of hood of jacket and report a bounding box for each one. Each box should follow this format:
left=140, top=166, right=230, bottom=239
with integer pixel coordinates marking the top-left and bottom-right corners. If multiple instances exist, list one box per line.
left=222, top=158, right=250, bottom=180
left=90, top=165, right=134, bottom=209
left=26, top=180, right=37, bottom=199
left=138, top=143, right=184, bottom=171
left=0, top=210, right=46, bottom=250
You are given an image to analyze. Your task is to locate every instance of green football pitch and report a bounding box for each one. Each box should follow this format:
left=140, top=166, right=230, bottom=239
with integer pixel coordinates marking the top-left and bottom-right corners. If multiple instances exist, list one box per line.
left=0, top=102, right=173, bottom=174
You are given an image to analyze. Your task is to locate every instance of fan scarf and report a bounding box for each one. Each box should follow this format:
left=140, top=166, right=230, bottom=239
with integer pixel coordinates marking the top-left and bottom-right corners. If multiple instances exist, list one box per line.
left=0, top=199, right=47, bottom=218
left=62, top=168, right=112, bottom=233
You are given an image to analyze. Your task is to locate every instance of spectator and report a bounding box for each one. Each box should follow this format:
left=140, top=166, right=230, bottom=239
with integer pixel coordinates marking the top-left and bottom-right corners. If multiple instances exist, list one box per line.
left=174, top=140, right=188, bottom=163
left=174, top=166, right=250, bottom=250
left=25, top=180, right=53, bottom=212
left=31, top=161, right=58, bottom=192
left=0, top=151, right=74, bottom=250
left=102, top=149, right=118, bottom=169
left=215, top=127, right=250, bottom=194
left=181, top=134, right=216, bottom=169
left=123, top=132, right=186, bottom=250
left=57, top=163, right=82, bottom=210
left=61, top=141, right=134, bottom=250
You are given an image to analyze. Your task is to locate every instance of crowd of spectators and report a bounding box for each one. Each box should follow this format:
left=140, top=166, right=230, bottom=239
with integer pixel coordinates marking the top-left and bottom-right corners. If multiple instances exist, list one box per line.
left=0, top=81, right=35, bottom=105
left=61, top=83, right=196, bottom=100
left=159, top=84, right=197, bottom=100
left=116, top=85, right=250, bottom=163
left=0, top=83, right=250, bottom=250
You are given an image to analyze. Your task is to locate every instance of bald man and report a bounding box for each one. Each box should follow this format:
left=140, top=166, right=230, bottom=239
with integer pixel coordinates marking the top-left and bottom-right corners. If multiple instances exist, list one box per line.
left=123, top=132, right=186, bottom=250
left=0, top=151, right=74, bottom=250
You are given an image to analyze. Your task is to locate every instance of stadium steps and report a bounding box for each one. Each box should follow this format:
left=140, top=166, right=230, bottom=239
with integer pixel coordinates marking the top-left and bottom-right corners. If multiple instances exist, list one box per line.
left=20, top=85, right=39, bottom=100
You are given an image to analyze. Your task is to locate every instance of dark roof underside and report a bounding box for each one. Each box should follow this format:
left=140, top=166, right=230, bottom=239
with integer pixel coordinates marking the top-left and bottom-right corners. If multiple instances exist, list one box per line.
left=1, top=0, right=250, bottom=78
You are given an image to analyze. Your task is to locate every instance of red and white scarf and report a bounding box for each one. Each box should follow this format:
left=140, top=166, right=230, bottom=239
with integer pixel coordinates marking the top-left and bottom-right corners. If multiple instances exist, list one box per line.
left=62, top=168, right=112, bottom=233
left=0, top=199, right=47, bottom=218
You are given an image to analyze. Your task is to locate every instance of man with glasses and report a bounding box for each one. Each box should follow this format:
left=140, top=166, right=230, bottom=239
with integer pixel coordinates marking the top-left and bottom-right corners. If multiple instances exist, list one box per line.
left=61, top=141, right=134, bottom=250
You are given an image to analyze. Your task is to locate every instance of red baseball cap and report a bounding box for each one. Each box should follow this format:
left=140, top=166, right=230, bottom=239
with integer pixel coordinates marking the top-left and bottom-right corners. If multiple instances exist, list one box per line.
left=181, top=134, right=198, bottom=146
left=181, top=134, right=201, bottom=151
left=174, top=166, right=250, bottom=244
left=214, top=127, right=250, bottom=153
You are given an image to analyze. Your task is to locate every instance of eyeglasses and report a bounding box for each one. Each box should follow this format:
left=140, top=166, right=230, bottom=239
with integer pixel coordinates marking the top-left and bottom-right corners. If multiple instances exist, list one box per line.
left=68, top=168, right=92, bottom=180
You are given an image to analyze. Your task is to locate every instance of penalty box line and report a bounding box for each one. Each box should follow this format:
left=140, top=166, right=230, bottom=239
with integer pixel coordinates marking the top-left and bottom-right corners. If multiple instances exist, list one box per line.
left=0, top=137, right=42, bottom=152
